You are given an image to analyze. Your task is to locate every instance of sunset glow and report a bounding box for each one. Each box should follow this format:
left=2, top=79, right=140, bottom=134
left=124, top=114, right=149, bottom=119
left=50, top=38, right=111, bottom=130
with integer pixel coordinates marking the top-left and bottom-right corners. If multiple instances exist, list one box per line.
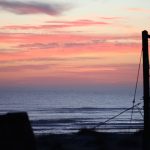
left=0, top=0, right=149, bottom=88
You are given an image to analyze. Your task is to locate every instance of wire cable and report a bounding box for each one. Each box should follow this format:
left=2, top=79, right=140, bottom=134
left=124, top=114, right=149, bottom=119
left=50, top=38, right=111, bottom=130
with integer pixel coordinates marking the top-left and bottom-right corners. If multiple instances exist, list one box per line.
left=130, top=50, right=142, bottom=124
left=94, top=102, right=141, bottom=129
left=135, top=105, right=144, bottom=119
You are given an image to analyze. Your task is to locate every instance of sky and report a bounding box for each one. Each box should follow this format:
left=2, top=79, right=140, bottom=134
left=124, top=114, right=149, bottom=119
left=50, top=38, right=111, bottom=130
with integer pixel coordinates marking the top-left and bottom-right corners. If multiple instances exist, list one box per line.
left=0, top=0, right=150, bottom=89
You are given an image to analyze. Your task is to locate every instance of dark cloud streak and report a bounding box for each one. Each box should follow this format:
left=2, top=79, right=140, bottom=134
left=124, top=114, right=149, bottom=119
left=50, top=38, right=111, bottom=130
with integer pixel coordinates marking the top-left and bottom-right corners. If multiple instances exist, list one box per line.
left=0, top=56, right=102, bottom=64
left=0, top=64, right=53, bottom=72
left=0, top=1, right=71, bottom=15
left=17, top=42, right=59, bottom=49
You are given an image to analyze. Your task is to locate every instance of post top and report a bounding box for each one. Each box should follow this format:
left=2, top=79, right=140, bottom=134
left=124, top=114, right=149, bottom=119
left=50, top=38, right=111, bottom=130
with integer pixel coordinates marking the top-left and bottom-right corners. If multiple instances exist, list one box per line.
left=143, top=30, right=148, bottom=32
left=142, top=30, right=150, bottom=38
left=142, top=30, right=148, bottom=34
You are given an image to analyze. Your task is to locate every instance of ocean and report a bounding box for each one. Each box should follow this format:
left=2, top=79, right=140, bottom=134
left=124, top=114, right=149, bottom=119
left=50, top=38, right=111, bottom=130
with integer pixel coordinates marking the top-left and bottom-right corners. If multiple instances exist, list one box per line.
left=0, top=86, right=143, bottom=134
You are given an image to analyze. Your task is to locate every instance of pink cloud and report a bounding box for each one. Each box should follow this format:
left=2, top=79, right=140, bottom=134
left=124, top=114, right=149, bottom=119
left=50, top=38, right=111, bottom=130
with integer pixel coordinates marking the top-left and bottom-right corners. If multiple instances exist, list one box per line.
left=0, top=32, right=140, bottom=58
left=0, top=33, right=141, bottom=64
left=1, top=19, right=110, bottom=30
left=63, top=19, right=110, bottom=26
left=0, top=32, right=140, bottom=44
left=127, top=8, right=150, bottom=13
left=100, top=17, right=123, bottom=20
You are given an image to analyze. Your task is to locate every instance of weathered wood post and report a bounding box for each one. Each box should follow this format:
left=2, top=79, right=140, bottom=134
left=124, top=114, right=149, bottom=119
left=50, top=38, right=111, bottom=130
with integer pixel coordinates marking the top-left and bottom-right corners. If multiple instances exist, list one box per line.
left=142, top=30, right=150, bottom=150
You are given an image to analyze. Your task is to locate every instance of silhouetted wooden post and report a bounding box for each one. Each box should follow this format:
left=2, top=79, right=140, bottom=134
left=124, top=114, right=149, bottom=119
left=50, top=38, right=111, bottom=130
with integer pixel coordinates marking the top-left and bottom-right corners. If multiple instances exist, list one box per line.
left=142, top=30, right=150, bottom=150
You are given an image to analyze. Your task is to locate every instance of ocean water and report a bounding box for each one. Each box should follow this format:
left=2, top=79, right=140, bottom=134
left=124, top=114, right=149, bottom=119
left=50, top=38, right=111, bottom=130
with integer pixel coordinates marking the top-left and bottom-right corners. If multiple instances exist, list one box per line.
left=0, top=87, right=143, bottom=134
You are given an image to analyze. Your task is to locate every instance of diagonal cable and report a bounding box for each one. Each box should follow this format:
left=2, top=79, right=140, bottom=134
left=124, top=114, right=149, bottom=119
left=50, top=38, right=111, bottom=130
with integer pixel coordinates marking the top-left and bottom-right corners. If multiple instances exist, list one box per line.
left=130, top=50, right=142, bottom=124
left=94, top=102, right=141, bottom=129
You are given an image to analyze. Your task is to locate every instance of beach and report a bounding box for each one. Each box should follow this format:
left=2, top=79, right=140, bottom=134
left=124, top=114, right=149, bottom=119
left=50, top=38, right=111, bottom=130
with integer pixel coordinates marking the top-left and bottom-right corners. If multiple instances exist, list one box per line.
left=36, top=129, right=143, bottom=150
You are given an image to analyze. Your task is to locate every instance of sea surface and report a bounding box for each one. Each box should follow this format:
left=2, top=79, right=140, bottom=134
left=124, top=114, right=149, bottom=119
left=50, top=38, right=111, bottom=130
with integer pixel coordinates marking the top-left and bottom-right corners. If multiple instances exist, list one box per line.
left=0, top=86, right=143, bottom=134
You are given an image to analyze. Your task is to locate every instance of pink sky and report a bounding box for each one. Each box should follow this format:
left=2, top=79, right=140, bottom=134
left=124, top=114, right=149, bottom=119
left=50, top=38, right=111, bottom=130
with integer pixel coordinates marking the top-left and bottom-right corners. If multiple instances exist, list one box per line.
left=0, top=0, right=149, bottom=88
